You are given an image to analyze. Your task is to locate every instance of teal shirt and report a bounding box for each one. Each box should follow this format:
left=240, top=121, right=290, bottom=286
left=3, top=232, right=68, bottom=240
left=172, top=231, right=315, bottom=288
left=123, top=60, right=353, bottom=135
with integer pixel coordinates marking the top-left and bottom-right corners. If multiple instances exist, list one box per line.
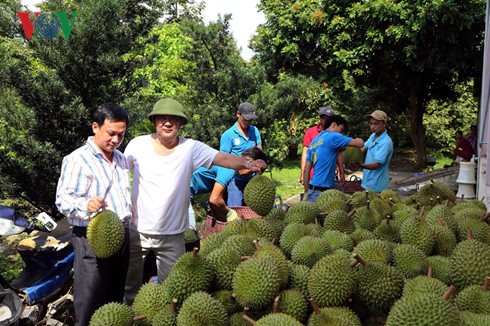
left=361, top=130, right=393, bottom=192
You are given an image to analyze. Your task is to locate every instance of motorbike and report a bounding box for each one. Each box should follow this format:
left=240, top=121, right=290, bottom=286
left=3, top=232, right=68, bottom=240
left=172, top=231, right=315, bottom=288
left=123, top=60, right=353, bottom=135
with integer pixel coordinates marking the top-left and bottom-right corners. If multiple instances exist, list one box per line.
left=0, top=205, right=75, bottom=326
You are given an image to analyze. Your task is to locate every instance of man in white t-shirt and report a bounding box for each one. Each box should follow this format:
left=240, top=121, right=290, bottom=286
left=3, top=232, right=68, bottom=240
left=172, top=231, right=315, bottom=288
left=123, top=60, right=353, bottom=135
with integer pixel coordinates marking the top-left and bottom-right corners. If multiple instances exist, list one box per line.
left=123, top=98, right=267, bottom=305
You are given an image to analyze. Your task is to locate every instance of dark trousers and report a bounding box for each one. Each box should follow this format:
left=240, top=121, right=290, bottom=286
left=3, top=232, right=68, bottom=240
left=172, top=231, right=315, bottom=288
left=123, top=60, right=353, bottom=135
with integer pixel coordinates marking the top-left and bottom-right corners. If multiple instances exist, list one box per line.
left=72, top=226, right=129, bottom=326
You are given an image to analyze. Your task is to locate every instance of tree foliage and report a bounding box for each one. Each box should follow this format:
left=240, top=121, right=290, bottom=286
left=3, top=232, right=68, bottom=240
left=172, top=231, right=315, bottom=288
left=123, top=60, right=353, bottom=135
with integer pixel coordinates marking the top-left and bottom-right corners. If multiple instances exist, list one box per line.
left=252, top=0, right=486, bottom=167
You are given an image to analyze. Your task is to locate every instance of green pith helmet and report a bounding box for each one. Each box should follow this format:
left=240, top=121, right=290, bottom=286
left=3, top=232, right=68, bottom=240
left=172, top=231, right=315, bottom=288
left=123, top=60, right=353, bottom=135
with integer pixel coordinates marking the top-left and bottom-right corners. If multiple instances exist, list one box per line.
left=148, top=98, right=188, bottom=125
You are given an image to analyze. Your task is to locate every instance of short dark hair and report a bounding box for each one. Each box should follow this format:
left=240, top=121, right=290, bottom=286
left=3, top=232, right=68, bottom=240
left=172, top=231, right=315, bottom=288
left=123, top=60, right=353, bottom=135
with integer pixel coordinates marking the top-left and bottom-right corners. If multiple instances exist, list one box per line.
left=456, top=130, right=463, bottom=136
left=324, top=115, right=349, bottom=133
left=93, top=102, right=129, bottom=126
left=242, top=146, right=267, bottom=162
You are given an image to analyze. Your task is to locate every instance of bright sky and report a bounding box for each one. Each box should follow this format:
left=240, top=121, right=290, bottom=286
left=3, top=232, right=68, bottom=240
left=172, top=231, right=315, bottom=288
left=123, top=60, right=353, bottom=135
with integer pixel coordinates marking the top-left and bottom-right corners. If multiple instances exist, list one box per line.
left=20, top=0, right=265, bottom=61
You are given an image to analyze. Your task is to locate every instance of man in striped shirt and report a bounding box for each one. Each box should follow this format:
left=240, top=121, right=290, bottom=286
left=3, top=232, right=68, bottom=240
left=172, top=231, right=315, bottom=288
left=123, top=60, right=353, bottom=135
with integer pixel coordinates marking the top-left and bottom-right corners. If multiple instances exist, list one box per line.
left=55, top=102, right=131, bottom=326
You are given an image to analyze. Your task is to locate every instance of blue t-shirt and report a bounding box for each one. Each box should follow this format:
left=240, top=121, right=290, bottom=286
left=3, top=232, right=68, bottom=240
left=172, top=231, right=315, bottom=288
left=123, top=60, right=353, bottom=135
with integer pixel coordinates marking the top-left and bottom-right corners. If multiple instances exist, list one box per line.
left=190, top=166, right=236, bottom=197
left=220, top=122, right=262, bottom=181
left=306, top=131, right=352, bottom=189
left=361, top=130, right=393, bottom=192
left=220, top=122, right=262, bottom=155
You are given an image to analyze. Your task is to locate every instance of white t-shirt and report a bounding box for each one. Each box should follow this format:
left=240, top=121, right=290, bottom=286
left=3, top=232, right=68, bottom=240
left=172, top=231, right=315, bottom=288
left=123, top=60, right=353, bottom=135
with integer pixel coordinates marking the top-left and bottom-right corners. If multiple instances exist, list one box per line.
left=125, top=135, right=218, bottom=235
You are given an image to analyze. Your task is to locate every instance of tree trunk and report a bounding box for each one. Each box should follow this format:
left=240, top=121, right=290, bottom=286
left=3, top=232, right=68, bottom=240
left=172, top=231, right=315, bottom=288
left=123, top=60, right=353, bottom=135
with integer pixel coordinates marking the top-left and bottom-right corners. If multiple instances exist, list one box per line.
left=288, top=144, right=299, bottom=159
left=407, top=89, right=427, bottom=169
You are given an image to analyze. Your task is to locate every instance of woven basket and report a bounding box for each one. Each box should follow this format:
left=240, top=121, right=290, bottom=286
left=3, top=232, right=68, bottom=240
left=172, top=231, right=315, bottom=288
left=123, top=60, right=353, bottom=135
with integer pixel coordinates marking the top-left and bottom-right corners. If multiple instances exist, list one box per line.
left=202, top=206, right=261, bottom=238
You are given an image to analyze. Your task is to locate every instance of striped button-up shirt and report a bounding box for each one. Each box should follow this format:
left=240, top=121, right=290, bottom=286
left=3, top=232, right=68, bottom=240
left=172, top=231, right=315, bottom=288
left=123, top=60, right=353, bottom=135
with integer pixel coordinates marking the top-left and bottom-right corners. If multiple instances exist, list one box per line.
left=55, top=137, right=132, bottom=227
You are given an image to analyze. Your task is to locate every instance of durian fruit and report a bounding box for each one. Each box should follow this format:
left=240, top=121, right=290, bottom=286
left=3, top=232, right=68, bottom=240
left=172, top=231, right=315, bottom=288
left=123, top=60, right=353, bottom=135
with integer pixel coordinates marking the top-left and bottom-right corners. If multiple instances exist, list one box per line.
left=457, top=219, right=490, bottom=245
left=424, top=204, right=458, bottom=234
left=245, top=312, right=303, bottom=326
left=290, top=235, right=332, bottom=268
left=416, top=180, right=456, bottom=206
left=89, top=302, right=133, bottom=326
left=451, top=199, right=487, bottom=214
left=132, top=282, right=171, bottom=324
left=184, top=228, right=199, bottom=243
left=342, top=146, right=364, bottom=166
left=455, top=277, right=490, bottom=314
left=350, top=228, right=376, bottom=245
left=460, top=310, right=490, bottom=325
left=212, top=290, right=241, bottom=315
left=288, top=263, right=310, bottom=300
left=353, top=239, right=392, bottom=264
left=220, top=234, right=256, bottom=257
left=450, top=238, right=490, bottom=289
left=264, top=217, right=286, bottom=240
left=368, top=197, right=392, bottom=223
left=399, top=213, right=434, bottom=255
left=385, top=288, right=461, bottom=326
left=321, top=229, right=354, bottom=252
left=353, top=206, right=377, bottom=231
left=232, top=256, right=281, bottom=310
left=308, top=299, right=362, bottom=326
left=176, top=291, right=228, bottom=326
left=429, top=221, right=457, bottom=256
left=402, top=275, right=449, bottom=299
left=426, top=255, right=452, bottom=285
left=323, top=210, right=355, bottom=234
left=87, top=210, right=125, bottom=258
left=165, top=248, right=214, bottom=303
left=350, top=190, right=377, bottom=208
left=243, top=218, right=276, bottom=242
left=264, top=207, right=286, bottom=220
left=284, top=201, right=320, bottom=225
left=229, top=312, right=251, bottom=326
left=374, top=217, right=400, bottom=243
left=308, top=251, right=356, bottom=307
left=220, top=219, right=246, bottom=237
left=316, top=189, right=349, bottom=213
left=206, top=246, right=242, bottom=290
left=279, top=223, right=312, bottom=256
left=244, top=175, right=276, bottom=216
left=352, top=254, right=404, bottom=311
left=453, top=207, right=487, bottom=239
left=254, top=242, right=290, bottom=289
left=276, top=290, right=308, bottom=323
left=199, top=231, right=226, bottom=256
left=379, top=189, right=401, bottom=203
left=392, top=244, right=428, bottom=279
left=151, top=300, right=178, bottom=326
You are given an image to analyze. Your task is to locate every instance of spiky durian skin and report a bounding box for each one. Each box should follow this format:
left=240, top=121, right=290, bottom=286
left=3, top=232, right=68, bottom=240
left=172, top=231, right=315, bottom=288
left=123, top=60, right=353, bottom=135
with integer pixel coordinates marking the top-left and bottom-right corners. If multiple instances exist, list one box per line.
left=350, top=228, right=376, bottom=245
left=243, top=218, right=276, bottom=242
left=322, top=229, right=354, bottom=252
left=385, top=294, right=462, bottom=326
left=291, top=235, right=332, bottom=268
left=353, top=239, right=392, bottom=264
left=89, top=302, right=132, bottom=326
left=264, top=207, right=286, bottom=220
left=426, top=255, right=452, bottom=285
left=276, top=289, right=308, bottom=323
left=151, top=304, right=177, bottom=326
left=229, top=312, right=251, bottom=326
left=288, top=263, right=310, bottom=300
left=399, top=216, right=434, bottom=255
left=460, top=311, right=490, bottom=325
left=323, top=210, right=355, bottom=234
left=355, top=262, right=404, bottom=311
left=392, top=244, right=428, bottom=279
left=308, top=251, right=356, bottom=307
left=353, top=206, right=378, bottom=231
left=307, top=306, right=362, bottom=326
left=374, top=219, right=401, bottom=243
left=176, top=291, right=227, bottom=326
left=243, top=175, right=276, bottom=216
left=87, top=210, right=125, bottom=258
left=165, top=251, right=214, bottom=303
left=232, top=256, right=281, bottom=310
left=212, top=289, right=241, bottom=315
left=184, top=228, right=199, bottom=243
left=206, top=247, right=242, bottom=290
left=220, top=219, right=246, bottom=237
left=199, top=231, right=227, bottom=256
left=279, top=223, right=311, bottom=256
left=254, top=245, right=290, bottom=288
left=132, top=282, right=171, bottom=323
left=450, top=239, right=490, bottom=289
left=284, top=201, right=320, bottom=224
left=452, top=199, right=487, bottom=213
left=402, top=275, right=448, bottom=299
left=455, top=284, right=490, bottom=314
left=220, top=234, right=256, bottom=257
left=254, top=313, right=303, bottom=326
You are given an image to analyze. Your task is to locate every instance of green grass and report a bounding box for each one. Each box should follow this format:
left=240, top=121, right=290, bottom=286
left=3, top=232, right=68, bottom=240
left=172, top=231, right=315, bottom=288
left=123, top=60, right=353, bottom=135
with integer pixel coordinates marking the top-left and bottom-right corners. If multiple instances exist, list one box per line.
left=269, top=159, right=303, bottom=202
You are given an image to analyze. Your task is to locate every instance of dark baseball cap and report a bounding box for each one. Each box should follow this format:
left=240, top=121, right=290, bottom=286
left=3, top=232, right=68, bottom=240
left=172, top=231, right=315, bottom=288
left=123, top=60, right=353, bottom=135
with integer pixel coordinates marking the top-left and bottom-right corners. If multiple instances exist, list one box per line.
left=238, top=102, right=258, bottom=120
left=319, top=106, right=334, bottom=116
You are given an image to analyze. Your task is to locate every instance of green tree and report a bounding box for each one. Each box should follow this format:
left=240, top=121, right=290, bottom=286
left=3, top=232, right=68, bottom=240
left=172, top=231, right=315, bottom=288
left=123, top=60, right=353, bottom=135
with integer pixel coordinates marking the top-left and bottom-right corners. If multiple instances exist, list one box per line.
left=253, top=0, right=486, bottom=167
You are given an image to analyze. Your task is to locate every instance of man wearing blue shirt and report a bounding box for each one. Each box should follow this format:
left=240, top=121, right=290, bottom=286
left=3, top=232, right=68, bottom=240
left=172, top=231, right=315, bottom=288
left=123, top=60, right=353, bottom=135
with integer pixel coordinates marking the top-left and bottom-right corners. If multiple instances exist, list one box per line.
left=361, top=110, right=394, bottom=192
left=220, top=102, right=263, bottom=206
left=303, top=115, right=364, bottom=203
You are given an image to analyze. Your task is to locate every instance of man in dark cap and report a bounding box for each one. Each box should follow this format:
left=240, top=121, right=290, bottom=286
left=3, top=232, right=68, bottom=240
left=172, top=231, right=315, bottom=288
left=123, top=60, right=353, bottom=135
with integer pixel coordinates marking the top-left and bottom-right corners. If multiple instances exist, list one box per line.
left=220, top=102, right=263, bottom=206
left=123, top=98, right=267, bottom=305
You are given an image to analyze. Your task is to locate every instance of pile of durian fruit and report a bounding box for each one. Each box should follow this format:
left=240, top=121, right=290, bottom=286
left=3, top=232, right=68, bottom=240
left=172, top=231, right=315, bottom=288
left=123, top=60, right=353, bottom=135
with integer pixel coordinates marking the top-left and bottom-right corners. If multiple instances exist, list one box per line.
left=89, top=175, right=490, bottom=326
